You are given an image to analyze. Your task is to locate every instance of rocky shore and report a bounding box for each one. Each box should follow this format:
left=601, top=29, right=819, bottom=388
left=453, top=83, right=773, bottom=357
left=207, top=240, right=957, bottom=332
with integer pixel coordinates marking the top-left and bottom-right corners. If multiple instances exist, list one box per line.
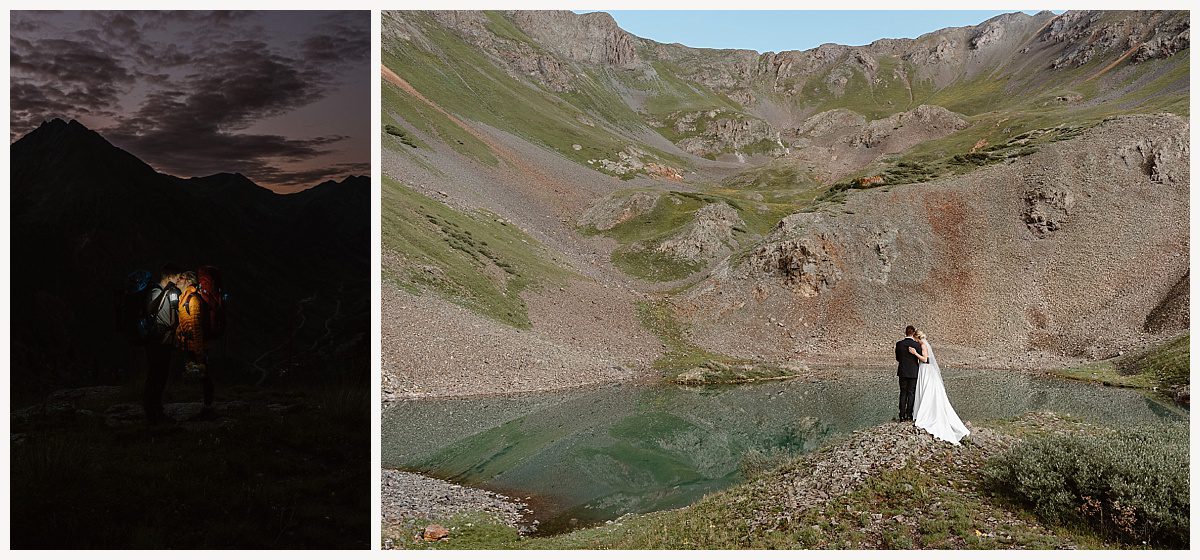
left=382, top=469, right=534, bottom=537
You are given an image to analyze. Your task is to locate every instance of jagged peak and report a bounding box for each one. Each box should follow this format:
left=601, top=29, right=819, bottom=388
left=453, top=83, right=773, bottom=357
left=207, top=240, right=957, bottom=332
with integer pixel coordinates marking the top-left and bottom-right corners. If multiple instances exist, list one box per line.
left=17, top=117, right=109, bottom=145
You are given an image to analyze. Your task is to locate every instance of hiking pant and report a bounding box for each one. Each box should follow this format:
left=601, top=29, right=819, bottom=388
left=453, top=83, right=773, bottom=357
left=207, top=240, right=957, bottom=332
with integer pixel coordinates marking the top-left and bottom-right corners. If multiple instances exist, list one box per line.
left=201, top=370, right=214, bottom=408
left=144, top=344, right=172, bottom=422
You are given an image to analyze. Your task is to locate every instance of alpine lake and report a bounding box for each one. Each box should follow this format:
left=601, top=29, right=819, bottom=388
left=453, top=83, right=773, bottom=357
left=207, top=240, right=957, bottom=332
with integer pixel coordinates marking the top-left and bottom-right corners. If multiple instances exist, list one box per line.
left=383, top=369, right=1188, bottom=534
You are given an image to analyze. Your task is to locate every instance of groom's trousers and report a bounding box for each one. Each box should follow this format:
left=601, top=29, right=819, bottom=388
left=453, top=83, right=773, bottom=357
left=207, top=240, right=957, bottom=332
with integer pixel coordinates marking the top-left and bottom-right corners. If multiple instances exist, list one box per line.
left=898, top=376, right=918, bottom=420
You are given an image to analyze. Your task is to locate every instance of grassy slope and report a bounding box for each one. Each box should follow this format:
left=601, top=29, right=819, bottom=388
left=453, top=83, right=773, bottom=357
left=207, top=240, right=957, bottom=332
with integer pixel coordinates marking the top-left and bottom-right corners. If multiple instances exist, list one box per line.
left=583, top=189, right=803, bottom=283
left=583, top=162, right=822, bottom=283
left=382, top=177, right=566, bottom=328
left=824, top=48, right=1190, bottom=186
left=592, top=48, right=1188, bottom=281
left=384, top=11, right=1187, bottom=285
left=383, top=78, right=498, bottom=167
left=632, top=59, right=744, bottom=117
left=807, top=56, right=928, bottom=119
left=383, top=12, right=684, bottom=175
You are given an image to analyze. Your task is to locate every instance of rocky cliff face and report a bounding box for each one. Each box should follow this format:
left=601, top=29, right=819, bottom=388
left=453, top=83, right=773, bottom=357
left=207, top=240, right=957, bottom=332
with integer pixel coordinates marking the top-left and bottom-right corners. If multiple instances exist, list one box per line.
left=507, top=11, right=641, bottom=68
left=682, top=114, right=1189, bottom=363
left=1045, top=11, right=1190, bottom=68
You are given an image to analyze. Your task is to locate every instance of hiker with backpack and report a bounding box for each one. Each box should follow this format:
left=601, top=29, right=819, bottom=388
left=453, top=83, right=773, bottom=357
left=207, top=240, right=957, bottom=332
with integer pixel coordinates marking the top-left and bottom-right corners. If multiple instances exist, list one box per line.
left=176, top=271, right=216, bottom=420
left=141, top=263, right=184, bottom=424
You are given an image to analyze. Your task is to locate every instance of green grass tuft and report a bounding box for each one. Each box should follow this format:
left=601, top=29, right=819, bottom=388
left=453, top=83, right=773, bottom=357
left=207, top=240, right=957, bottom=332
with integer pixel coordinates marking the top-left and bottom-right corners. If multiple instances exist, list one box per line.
left=384, top=123, right=421, bottom=148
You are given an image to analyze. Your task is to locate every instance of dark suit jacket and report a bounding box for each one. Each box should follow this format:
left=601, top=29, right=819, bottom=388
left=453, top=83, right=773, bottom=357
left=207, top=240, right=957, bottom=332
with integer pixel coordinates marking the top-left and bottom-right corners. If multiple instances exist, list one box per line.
left=895, top=337, right=921, bottom=378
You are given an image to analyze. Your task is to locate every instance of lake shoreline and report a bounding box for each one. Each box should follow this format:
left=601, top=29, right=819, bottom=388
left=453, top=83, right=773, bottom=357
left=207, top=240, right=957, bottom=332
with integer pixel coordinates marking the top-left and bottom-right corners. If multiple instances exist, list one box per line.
left=382, top=359, right=1090, bottom=403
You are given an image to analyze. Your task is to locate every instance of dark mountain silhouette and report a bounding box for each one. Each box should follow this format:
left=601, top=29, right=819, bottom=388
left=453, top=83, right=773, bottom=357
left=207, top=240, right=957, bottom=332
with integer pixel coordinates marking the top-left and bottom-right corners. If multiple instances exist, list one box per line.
left=9, top=118, right=369, bottom=400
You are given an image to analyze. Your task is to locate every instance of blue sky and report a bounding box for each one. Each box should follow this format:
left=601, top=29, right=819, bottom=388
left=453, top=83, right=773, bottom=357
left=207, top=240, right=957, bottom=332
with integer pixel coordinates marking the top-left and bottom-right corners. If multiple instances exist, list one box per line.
left=592, top=11, right=1060, bottom=53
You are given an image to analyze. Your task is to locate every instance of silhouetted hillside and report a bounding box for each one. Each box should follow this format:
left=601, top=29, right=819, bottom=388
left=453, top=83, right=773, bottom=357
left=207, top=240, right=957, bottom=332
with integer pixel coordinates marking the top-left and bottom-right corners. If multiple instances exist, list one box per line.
left=9, top=118, right=369, bottom=400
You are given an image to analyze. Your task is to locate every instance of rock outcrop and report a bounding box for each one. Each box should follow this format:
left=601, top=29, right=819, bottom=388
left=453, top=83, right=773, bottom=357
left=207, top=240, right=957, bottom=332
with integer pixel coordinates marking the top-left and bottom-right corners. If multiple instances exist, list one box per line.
left=849, top=105, right=969, bottom=149
left=654, top=202, right=745, bottom=263
left=1022, top=181, right=1075, bottom=237
left=507, top=10, right=641, bottom=68
left=671, top=110, right=785, bottom=158
left=1045, top=11, right=1190, bottom=69
left=579, top=190, right=661, bottom=231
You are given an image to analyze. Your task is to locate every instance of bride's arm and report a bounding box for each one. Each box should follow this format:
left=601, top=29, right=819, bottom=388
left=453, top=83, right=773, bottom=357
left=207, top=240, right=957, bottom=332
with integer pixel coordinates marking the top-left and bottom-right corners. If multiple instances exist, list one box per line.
left=908, top=345, right=930, bottom=363
left=907, top=346, right=930, bottom=363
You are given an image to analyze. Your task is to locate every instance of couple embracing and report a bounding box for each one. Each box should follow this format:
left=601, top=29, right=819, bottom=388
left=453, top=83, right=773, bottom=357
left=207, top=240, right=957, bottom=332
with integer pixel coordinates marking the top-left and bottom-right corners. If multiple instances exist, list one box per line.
left=136, top=263, right=224, bottom=424
left=895, top=325, right=970, bottom=445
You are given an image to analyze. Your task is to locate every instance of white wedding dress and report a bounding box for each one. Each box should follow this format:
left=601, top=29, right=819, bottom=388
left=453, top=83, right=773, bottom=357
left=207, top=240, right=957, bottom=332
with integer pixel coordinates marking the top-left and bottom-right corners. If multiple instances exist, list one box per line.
left=913, top=342, right=971, bottom=445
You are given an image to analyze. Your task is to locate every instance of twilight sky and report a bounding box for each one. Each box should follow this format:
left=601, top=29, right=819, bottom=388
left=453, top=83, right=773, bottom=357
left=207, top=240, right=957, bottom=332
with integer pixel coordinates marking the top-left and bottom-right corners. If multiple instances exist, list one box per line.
left=10, top=11, right=369, bottom=193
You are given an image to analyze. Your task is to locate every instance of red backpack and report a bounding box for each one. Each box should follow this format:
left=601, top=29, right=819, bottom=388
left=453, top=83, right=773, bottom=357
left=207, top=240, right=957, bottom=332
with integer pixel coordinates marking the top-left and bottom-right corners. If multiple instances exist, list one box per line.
left=196, top=265, right=228, bottom=339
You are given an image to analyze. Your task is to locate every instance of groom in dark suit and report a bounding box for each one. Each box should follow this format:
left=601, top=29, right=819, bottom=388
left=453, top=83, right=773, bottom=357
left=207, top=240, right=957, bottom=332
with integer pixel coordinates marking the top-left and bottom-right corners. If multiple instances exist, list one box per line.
left=895, top=325, right=923, bottom=421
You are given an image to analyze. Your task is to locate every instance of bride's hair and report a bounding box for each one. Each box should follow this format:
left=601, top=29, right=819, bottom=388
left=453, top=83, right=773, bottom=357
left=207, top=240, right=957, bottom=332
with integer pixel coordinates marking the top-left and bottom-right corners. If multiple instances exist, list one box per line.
left=915, top=330, right=927, bottom=341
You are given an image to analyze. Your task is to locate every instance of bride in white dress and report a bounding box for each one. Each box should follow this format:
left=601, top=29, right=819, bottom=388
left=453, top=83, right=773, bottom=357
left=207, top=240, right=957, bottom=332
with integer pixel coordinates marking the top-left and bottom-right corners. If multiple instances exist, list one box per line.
left=907, top=331, right=971, bottom=445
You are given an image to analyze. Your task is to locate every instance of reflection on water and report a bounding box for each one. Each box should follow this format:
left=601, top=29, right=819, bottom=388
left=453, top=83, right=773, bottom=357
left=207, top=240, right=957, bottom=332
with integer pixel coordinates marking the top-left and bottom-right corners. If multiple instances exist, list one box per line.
left=383, top=369, right=1187, bottom=533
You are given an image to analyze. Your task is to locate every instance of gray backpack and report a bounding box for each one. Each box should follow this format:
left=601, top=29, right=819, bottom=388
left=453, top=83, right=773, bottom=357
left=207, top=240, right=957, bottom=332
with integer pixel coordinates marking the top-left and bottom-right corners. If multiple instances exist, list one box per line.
left=145, top=283, right=181, bottom=343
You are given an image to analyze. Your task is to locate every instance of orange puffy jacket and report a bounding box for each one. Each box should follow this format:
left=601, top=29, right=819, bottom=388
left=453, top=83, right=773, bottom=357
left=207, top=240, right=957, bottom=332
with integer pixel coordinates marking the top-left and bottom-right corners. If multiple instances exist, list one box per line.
left=176, top=285, right=206, bottom=354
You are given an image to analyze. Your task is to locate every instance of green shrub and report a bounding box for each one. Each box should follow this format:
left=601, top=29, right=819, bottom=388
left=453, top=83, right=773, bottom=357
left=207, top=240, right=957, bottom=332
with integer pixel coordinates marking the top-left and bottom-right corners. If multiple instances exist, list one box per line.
left=384, top=123, right=419, bottom=147
left=982, top=424, right=1189, bottom=548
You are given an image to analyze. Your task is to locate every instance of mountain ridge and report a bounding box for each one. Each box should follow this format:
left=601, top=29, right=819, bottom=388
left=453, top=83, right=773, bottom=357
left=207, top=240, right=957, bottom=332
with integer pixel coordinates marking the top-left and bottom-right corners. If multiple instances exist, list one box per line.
left=14, top=118, right=363, bottom=196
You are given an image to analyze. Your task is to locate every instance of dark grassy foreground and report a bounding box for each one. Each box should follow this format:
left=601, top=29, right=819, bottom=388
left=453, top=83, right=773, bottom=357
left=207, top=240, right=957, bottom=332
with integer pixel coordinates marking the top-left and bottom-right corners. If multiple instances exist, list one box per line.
left=383, top=413, right=1187, bottom=550
left=10, top=382, right=369, bottom=549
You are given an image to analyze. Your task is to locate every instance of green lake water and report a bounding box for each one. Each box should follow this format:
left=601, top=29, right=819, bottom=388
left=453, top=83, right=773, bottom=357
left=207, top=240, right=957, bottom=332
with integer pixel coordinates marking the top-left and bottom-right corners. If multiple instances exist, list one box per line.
left=382, top=369, right=1187, bottom=533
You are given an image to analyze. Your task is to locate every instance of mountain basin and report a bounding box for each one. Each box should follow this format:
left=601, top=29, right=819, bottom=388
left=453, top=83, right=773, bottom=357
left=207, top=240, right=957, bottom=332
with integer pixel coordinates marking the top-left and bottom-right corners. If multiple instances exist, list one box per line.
left=382, top=369, right=1188, bottom=534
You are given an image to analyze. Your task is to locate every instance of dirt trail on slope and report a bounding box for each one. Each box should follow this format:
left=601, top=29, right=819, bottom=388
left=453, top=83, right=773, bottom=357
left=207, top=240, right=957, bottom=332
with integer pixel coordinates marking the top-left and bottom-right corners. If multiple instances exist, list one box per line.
left=1086, top=43, right=1142, bottom=82
left=382, top=64, right=570, bottom=199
